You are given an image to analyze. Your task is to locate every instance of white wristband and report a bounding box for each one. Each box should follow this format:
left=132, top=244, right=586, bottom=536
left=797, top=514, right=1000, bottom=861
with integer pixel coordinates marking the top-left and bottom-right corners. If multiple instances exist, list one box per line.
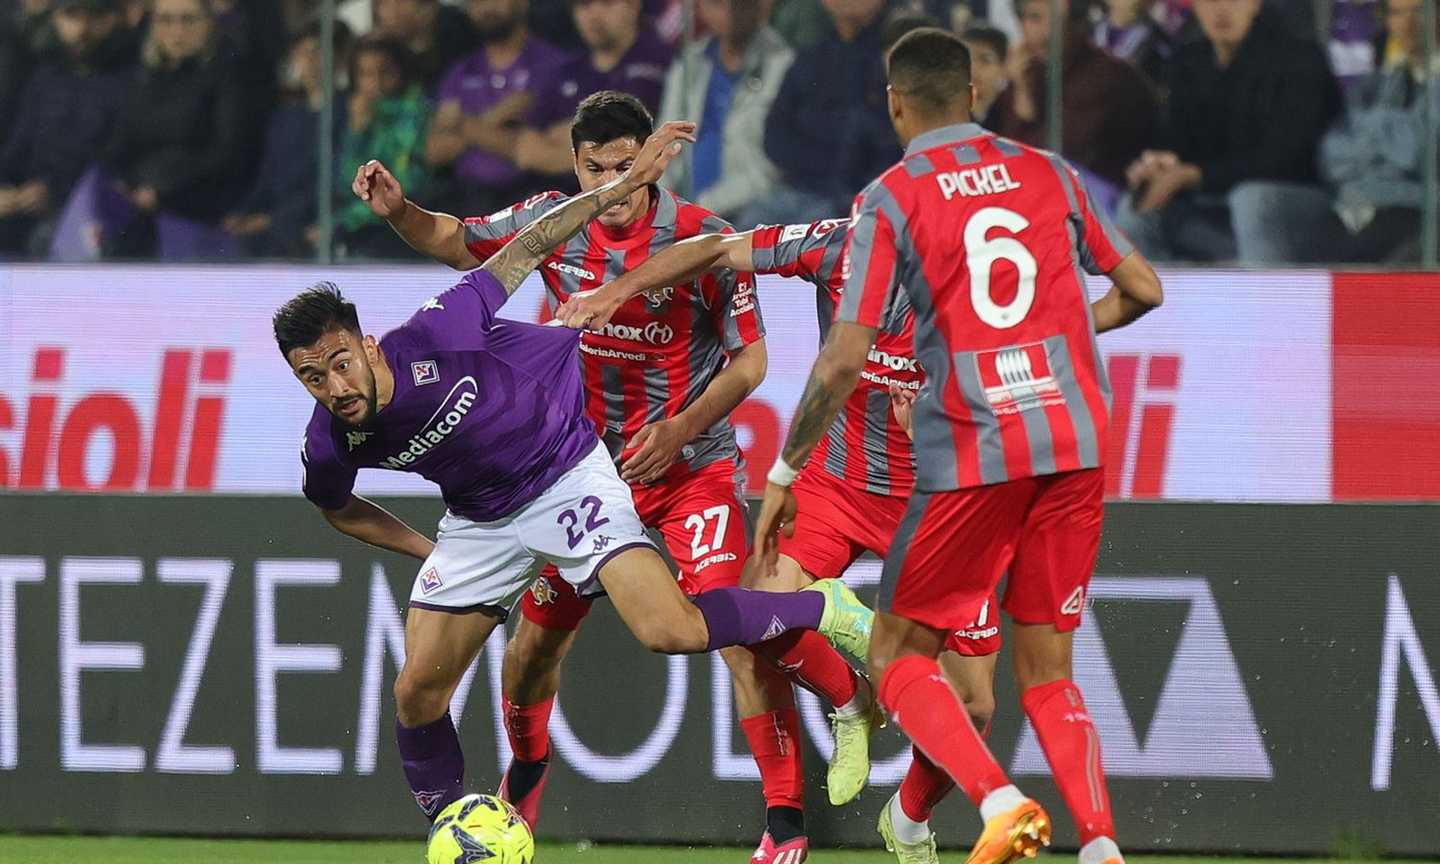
left=766, top=458, right=801, bottom=487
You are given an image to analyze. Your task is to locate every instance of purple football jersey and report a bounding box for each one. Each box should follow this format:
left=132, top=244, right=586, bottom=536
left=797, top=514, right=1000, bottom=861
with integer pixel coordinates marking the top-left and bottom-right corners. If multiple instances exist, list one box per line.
left=301, top=270, right=598, bottom=522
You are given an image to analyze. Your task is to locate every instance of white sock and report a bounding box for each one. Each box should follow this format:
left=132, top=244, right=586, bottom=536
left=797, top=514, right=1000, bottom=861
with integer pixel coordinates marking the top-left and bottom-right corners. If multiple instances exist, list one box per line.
left=1079, top=836, right=1123, bottom=864
left=978, top=784, right=1028, bottom=822
left=889, top=794, right=932, bottom=845
left=834, top=673, right=866, bottom=719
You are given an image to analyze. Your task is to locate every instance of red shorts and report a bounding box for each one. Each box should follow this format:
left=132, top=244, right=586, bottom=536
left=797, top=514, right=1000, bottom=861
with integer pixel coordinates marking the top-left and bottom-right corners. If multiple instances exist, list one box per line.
left=881, top=468, right=1104, bottom=635
left=779, top=468, right=1001, bottom=656
left=522, top=459, right=750, bottom=630
left=777, top=468, right=909, bottom=578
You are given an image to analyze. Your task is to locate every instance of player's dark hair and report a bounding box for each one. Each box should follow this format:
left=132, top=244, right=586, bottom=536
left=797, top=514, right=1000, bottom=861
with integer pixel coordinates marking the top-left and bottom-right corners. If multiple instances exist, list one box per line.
left=273, top=282, right=363, bottom=359
left=569, top=90, right=654, bottom=152
left=961, top=24, right=1009, bottom=62
left=886, top=27, right=973, bottom=118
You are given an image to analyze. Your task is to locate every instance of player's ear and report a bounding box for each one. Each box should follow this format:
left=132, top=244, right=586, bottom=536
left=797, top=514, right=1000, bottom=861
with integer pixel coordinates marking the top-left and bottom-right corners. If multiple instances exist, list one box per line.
left=362, top=334, right=380, bottom=363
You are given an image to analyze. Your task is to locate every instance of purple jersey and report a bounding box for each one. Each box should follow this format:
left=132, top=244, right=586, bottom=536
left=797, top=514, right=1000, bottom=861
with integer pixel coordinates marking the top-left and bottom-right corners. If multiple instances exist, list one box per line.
left=301, top=270, right=598, bottom=521
left=528, top=27, right=673, bottom=128
left=436, top=37, right=573, bottom=186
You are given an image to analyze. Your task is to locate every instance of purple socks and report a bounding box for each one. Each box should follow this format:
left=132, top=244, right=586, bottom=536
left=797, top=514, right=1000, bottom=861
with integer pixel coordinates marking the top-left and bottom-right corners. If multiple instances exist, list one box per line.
left=692, top=588, right=824, bottom=651
left=396, top=713, right=465, bottom=820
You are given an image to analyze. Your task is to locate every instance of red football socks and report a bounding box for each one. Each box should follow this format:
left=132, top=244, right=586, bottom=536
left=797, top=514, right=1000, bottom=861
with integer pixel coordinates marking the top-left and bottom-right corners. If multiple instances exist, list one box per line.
left=898, top=746, right=956, bottom=822
left=502, top=695, right=554, bottom=763
left=878, top=655, right=1010, bottom=806
left=1022, top=678, right=1115, bottom=844
left=765, top=630, right=859, bottom=707
left=740, top=708, right=805, bottom=810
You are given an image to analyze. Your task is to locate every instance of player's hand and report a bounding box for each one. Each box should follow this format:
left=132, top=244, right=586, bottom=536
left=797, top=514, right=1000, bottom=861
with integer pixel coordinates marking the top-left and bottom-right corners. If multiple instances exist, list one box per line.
left=555, top=287, right=622, bottom=330
left=621, top=418, right=690, bottom=484
left=889, top=383, right=916, bottom=441
left=353, top=160, right=406, bottom=220
left=622, top=121, right=698, bottom=189
left=750, top=482, right=798, bottom=578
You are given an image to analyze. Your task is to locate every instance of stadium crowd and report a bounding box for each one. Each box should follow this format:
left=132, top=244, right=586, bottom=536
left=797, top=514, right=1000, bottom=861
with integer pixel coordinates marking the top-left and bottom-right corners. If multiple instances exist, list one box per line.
left=0, top=0, right=1434, bottom=264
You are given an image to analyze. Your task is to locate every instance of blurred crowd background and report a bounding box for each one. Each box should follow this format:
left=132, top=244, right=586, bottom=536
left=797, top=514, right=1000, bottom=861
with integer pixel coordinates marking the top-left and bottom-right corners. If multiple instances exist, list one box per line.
left=0, top=0, right=1435, bottom=265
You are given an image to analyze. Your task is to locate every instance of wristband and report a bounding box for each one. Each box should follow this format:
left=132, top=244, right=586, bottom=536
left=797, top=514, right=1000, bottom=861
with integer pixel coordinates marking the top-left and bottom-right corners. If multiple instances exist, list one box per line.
left=766, top=458, right=800, bottom=487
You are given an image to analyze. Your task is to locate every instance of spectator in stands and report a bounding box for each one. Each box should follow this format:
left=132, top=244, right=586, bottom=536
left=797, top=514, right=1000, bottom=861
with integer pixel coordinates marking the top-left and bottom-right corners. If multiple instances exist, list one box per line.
left=1091, top=0, right=1173, bottom=86
left=657, top=0, right=792, bottom=218
left=959, top=23, right=1009, bottom=126
left=99, top=0, right=253, bottom=255
left=0, top=0, right=131, bottom=257
left=745, top=0, right=898, bottom=225
left=770, top=0, right=828, bottom=50
left=0, top=0, right=55, bottom=122
left=222, top=22, right=351, bottom=259
left=515, top=0, right=674, bottom=177
left=425, top=0, right=571, bottom=213
left=335, top=36, right=431, bottom=257
left=1318, top=0, right=1439, bottom=262
left=372, top=0, right=476, bottom=92
left=989, top=0, right=1157, bottom=193
left=1116, top=0, right=1341, bottom=262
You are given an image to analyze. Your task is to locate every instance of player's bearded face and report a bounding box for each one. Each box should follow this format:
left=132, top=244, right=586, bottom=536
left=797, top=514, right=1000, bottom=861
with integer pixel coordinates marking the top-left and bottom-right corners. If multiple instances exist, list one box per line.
left=290, top=329, right=380, bottom=428
left=574, top=137, right=649, bottom=228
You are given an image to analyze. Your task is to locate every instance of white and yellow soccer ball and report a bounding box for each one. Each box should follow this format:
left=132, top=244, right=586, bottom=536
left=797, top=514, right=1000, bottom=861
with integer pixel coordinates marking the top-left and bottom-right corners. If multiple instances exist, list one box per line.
left=426, top=794, right=535, bottom=864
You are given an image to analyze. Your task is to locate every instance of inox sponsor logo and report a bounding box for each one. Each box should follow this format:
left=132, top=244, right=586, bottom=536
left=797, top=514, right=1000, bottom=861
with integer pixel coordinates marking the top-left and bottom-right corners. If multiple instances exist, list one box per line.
left=866, top=347, right=919, bottom=373
left=598, top=321, right=674, bottom=345
left=380, top=377, right=478, bottom=470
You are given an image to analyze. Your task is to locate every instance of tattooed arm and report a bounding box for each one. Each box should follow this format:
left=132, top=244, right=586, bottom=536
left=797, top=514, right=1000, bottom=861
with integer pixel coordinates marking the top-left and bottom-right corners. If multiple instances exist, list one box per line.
left=780, top=321, right=876, bottom=467
left=481, top=121, right=697, bottom=295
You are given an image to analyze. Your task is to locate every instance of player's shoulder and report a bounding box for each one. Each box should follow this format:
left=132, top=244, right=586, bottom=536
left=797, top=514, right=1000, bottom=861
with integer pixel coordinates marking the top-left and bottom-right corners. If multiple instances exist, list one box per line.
left=664, top=188, right=736, bottom=239
left=464, top=190, right=569, bottom=228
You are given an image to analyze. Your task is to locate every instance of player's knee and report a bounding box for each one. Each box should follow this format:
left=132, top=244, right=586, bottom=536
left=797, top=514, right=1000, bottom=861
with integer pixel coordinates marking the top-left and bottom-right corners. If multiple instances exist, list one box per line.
left=632, top=610, right=705, bottom=654
left=963, top=692, right=996, bottom=732
left=393, top=670, right=448, bottom=726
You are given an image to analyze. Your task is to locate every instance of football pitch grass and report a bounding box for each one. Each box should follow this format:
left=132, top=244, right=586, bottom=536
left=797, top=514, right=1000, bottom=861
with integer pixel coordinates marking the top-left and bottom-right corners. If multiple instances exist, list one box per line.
left=0, top=837, right=1429, bottom=864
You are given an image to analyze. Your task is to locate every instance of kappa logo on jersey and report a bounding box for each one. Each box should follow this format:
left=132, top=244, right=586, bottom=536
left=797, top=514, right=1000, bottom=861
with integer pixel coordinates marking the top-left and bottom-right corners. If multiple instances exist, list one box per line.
left=547, top=260, right=596, bottom=281
left=977, top=342, right=1063, bottom=416
left=381, top=377, right=478, bottom=469
left=1060, top=586, right=1085, bottom=616
left=420, top=297, right=444, bottom=312
left=599, top=321, right=674, bottom=345
left=411, top=360, right=439, bottom=387
left=345, top=430, right=372, bottom=451
left=420, top=567, right=443, bottom=594
left=641, top=285, right=675, bottom=307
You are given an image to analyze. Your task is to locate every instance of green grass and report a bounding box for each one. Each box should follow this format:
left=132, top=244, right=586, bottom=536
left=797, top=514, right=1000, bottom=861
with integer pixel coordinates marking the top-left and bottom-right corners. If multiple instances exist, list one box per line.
left=0, top=837, right=1431, bottom=864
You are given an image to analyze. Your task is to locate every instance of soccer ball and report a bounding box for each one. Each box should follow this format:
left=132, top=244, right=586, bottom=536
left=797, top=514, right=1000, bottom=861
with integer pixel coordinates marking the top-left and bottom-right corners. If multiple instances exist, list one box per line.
left=426, top=794, right=534, bottom=864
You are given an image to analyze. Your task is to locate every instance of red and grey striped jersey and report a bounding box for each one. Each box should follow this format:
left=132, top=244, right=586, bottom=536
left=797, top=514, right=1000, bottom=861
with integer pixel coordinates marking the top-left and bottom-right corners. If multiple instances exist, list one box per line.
left=838, top=123, right=1131, bottom=490
left=463, top=188, right=764, bottom=480
left=751, top=219, right=920, bottom=497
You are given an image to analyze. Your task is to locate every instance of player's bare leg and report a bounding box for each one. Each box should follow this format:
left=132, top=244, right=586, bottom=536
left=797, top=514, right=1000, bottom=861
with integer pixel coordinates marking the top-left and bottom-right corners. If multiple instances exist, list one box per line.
left=746, top=553, right=880, bottom=806
left=722, top=645, right=811, bottom=862
left=1012, top=622, right=1123, bottom=864
left=881, top=651, right=999, bottom=863
left=870, top=611, right=1049, bottom=864
left=394, top=607, right=503, bottom=820
left=497, top=616, right=580, bottom=830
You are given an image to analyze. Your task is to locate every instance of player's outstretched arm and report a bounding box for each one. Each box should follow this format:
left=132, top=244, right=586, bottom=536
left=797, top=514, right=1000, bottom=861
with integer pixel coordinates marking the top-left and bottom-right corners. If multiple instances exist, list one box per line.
left=1091, top=251, right=1164, bottom=333
left=320, top=494, right=435, bottom=561
left=555, top=231, right=756, bottom=330
left=352, top=159, right=482, bottom=271
left=482, top=121, right=698, bottom=295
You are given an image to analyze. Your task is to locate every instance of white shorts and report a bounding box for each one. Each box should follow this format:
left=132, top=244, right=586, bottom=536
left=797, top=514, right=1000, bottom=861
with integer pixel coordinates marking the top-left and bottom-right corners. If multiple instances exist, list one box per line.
left=408, top=442, right=655, bottom=618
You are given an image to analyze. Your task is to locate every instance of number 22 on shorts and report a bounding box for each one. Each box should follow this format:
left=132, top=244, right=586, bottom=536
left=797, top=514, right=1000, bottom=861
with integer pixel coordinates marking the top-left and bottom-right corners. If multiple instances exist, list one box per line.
left=557, top=495, right=610, bottom=549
